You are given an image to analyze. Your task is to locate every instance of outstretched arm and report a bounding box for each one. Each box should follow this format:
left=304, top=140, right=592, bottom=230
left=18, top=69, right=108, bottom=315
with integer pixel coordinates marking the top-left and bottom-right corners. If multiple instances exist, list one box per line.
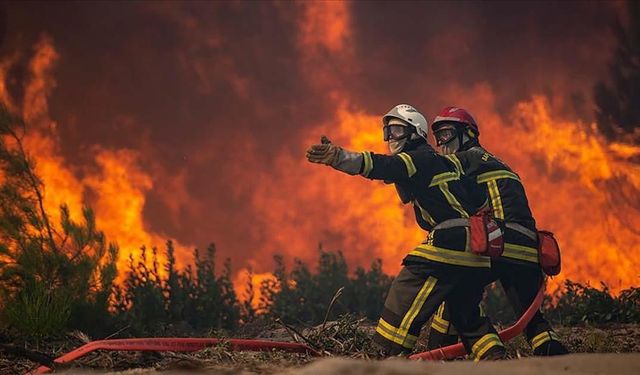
left=306, top=136, right=420, bottom=182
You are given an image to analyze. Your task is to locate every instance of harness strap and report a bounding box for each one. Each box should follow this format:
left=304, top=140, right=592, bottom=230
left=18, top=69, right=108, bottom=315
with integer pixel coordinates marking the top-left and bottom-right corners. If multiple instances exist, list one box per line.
left=505, top=222, right=537, bottom=241
left=432, top=218, right=469, bottom=231
left=433, top=219, right=537, bottom=242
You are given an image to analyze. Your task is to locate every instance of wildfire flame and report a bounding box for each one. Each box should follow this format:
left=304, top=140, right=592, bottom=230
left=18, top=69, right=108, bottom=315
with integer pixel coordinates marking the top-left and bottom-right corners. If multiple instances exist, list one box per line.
left=0, top=36, right=192, bottom=277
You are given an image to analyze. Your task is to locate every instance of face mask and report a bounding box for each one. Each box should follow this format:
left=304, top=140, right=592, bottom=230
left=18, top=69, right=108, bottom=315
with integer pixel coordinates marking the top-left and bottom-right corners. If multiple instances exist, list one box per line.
left=388, top=138, right=407, bottom=155
left=440, top=138, right=458, bottom=155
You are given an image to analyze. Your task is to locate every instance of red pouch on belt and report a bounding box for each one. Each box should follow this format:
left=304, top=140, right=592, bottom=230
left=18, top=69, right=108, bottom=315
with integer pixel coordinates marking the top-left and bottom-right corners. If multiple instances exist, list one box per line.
left=470, top=211, right=504, bottom=257
left=538, top=230, right=561, bottom=276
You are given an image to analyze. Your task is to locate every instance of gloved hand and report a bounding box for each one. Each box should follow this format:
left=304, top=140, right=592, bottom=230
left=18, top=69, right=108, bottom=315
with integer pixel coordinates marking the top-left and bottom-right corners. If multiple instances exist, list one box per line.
left=306, top=136, right=341, bottom=166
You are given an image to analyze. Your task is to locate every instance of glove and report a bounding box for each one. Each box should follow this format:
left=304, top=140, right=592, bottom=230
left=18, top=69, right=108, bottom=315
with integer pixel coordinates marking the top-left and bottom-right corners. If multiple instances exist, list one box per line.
left=306, top=136, right=364, bottom=175
left=306, top=136, right=340, bottom=166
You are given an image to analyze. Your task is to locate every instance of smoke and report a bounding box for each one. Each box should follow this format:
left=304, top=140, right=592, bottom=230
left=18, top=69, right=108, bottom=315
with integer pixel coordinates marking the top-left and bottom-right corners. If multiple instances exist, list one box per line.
left=1, top=1, right=637, bottom=293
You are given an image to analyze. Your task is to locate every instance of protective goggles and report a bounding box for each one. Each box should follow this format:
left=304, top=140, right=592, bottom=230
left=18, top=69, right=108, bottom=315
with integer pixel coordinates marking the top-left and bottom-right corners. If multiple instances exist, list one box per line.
left=433, top=125, right=459, bottom=146
left=383, top=124, right=414, bottom=141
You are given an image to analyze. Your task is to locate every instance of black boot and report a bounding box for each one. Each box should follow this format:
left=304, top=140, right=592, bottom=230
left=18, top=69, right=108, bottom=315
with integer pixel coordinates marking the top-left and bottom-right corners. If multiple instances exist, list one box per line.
left=533, top=340, right=569, bottom=356
left=478, top=345, right=508, bottom=360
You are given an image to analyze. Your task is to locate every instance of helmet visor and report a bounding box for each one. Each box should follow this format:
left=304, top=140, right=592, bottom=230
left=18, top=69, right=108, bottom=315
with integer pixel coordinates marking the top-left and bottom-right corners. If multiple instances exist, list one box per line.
left=434, top=126, right=458, bottom=146
left=383, top=125, right=413, bottom=141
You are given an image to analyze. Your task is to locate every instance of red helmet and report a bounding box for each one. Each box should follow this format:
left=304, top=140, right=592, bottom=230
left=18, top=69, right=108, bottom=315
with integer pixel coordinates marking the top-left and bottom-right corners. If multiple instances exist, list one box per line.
left=431, top=107, right=479, bottom=136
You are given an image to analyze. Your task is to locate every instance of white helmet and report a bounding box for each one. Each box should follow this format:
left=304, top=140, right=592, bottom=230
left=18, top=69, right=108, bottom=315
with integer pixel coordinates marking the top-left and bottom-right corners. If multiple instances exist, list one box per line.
left=382, top=104, right=429, bottom=140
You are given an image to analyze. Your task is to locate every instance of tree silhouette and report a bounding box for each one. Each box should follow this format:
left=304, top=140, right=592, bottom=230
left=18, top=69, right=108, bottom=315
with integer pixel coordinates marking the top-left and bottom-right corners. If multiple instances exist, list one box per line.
left=594, top=2, right=640, bottom=144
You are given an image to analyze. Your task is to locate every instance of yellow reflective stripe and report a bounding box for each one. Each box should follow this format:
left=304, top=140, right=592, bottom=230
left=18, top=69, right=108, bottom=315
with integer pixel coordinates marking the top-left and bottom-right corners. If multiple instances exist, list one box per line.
left=530, top=331, right=561, bottom=349
left=429, top=171, right=459, bottom=187
left=436, top=302, right=445, bottom=317
left=439, top=183, right=469, bottom=218
left=472, top=333, right=504, bottom=360
left=477, top=170, right=520, bottom=183
left=376, top=318, right=418, bottom=348
left=487, top=180, right=504, bottom=219
left=398, top=276, right=437, bottom=339
left=444, top=154, right=464, bottom=175
left=503, top=243, right=539, bottom=263
left=361, top=151, right=373, bottom=177
left=431, top=316, right=449, bottom=334
left=414, top=200, right=437, bottom=227
left=397, top=152, right=417, bottom=177
left=409, top=244, right=491, bottom=268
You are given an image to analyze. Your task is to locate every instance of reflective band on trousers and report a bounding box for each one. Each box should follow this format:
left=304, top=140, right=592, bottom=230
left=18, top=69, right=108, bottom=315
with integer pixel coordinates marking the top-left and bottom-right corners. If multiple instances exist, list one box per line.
left=431, top=314, right=450, bottom=334
left=530, top=331, right=561, bottom=349
left=375, top=276, right=438, bottom=349
left=472, top=333, right=504, bottom=360
left=409, top=244, right=491, bottom=268
left=375, top=318, right=418, bottom=349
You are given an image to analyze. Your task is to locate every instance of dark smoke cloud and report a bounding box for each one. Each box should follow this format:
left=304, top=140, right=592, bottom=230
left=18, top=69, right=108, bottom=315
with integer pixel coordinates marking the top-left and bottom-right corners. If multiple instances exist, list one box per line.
left=0, top=1, right=623, bottom=271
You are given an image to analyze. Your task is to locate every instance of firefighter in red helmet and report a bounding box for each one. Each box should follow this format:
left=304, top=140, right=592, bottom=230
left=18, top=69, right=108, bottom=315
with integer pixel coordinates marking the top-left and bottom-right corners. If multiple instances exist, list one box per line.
left=427, top=106, right=569, bottom=356
left=306, top=104, right=506, bottom=360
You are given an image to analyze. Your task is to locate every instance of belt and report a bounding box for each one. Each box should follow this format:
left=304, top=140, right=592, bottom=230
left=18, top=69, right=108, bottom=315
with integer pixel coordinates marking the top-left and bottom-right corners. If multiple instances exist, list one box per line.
left=432, top=219, right=537, bottom=241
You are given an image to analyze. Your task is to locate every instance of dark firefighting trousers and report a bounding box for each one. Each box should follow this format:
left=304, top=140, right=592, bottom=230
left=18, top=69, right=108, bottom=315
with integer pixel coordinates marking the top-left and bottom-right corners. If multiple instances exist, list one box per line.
left=427, top=259, right=567, bottom=355
left=373, top=261, right=504, bottom=359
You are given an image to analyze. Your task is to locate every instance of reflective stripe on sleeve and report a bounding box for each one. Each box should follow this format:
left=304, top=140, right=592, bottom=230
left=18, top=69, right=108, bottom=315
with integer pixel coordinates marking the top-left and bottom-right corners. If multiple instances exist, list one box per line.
left=361, top=151, right=373, bottom=177
left=487, top=180, right=504, bottom=219
left=397, top=152, right=417, bottom=177
left=476, top=170, right=520, bottom=183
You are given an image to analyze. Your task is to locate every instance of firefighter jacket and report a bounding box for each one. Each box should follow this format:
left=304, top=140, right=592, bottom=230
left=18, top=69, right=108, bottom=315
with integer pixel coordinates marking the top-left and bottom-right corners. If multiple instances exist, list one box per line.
left=358, top=142, right=490, bottom=268
left=454, top=144, right=539, bottom=265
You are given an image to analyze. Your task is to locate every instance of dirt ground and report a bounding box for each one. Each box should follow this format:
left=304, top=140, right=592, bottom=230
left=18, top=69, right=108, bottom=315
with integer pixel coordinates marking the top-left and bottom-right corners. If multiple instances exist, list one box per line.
left=60, top=353, right=640, bottom=375
left=4, top=324, right=640, bottom=374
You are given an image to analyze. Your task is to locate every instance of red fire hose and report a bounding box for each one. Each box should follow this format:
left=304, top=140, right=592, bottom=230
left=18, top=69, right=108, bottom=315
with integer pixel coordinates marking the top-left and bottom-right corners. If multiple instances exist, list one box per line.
left=409, top=283, right=545, bottom=360
left=30, top=338, right=320, bottom=374
left=29, top=285, right=545, bottom=373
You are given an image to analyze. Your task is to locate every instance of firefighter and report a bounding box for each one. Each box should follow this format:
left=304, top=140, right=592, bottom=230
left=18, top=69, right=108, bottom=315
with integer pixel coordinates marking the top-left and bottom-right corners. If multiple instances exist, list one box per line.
left=306, top=104, right=506, bottom=360
left=426, top=106, right=569, bottom=356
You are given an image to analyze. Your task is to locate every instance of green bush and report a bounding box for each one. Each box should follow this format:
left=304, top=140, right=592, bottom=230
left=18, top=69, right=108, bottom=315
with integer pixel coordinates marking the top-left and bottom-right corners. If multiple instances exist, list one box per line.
left=0, top=105, right=118, bottom=338
left=259, top=246, right=392, bottom=325
left=113, top=241, right=241, bottom=336
left=545, top=280, right=640, bottom=325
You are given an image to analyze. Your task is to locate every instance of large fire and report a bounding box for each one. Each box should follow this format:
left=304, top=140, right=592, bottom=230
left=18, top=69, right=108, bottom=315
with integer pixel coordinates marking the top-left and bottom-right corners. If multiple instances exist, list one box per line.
left=1, top=2, right=638, bottom=304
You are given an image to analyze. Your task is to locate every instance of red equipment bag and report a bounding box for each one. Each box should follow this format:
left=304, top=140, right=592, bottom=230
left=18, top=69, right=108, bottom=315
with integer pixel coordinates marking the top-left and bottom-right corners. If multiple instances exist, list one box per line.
left=469, top=210, right=504, bottom=257
left=537, top=230, right=561, bottom=276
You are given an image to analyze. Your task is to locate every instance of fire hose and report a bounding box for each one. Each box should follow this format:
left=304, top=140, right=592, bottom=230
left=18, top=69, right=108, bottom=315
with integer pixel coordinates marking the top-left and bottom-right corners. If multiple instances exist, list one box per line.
left=30, top=284, right=544, bottom=373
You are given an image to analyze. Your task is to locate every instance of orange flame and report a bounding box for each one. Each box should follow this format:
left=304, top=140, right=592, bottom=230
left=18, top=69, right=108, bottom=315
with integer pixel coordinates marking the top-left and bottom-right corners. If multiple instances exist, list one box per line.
left=0, top=36, right=192, bottom=277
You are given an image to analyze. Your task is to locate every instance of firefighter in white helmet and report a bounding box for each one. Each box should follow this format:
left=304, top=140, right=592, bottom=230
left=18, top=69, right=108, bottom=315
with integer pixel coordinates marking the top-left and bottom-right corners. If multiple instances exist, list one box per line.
left=426, top=106, right=569, bottom=356
left=306, top=104, right=506, bottom=359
